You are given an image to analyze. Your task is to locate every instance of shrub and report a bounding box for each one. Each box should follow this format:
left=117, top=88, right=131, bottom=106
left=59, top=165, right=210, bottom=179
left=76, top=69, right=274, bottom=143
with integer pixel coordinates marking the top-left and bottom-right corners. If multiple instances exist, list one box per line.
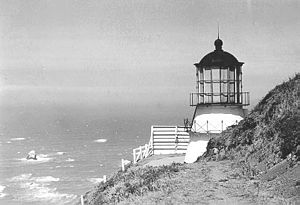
left=89, top=163, right=183, bottom=204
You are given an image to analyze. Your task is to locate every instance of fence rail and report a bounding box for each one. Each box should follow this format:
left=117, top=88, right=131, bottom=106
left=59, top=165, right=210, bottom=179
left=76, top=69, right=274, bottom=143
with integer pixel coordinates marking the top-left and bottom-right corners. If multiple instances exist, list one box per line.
left=132, top=126, right=190, bottom=163
left=132, top=141, right=153, bottom=164
left=152, top=126, right=189, bottom=155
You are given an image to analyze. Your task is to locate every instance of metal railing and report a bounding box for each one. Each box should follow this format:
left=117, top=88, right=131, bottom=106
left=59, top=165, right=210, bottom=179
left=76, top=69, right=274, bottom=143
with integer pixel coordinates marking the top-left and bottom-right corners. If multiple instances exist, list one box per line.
left=190, top=92, right=250, bottom=106
left=191, top=120, right=239, bottom=133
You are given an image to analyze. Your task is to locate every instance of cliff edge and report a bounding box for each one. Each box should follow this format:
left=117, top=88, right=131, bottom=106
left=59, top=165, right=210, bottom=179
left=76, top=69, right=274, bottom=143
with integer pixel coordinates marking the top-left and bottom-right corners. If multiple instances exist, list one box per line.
left=81, top=74, right=300, bottom=204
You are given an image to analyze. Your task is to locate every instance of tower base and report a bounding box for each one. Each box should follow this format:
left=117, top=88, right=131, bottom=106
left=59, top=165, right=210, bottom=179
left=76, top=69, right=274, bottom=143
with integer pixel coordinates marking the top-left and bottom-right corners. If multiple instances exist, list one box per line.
left=185, top=104, right=248, bottom=163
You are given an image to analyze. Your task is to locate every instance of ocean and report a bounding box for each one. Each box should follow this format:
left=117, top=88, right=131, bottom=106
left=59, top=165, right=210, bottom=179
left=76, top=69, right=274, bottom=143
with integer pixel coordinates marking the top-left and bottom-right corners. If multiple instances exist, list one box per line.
left=0, top=102, right=188, bottom=204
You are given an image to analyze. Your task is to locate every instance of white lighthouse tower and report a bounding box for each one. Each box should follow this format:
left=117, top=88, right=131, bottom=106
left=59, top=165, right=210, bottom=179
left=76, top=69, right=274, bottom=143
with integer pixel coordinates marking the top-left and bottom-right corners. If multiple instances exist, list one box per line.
left=185, top=36, right=250, bottom=163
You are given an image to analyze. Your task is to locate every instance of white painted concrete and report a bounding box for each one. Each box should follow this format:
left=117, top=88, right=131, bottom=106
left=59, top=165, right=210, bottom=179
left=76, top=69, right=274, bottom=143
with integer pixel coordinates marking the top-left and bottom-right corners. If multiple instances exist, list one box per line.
left=192, top=113, right=243, bottom=133
left=184, top=139, right=209, bottom=163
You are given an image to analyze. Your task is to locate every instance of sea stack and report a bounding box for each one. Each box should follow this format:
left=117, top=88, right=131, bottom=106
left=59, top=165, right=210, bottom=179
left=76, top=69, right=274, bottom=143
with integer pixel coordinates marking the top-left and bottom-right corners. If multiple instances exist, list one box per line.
left=26, top=150, right=37, bottom=160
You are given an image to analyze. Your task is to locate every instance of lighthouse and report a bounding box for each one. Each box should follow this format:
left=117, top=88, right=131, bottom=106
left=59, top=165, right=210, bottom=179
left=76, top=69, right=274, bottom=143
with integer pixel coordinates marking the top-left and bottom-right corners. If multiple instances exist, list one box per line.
left=185, top=36, right=250, bottom=163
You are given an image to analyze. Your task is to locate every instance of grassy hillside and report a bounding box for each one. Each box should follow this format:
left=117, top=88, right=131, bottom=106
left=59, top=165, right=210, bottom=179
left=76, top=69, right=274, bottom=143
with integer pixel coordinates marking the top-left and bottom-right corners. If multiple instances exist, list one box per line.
left=82, top=74, right=300, bottom=204
left=82, top=163, right=184, bottom=204
left=206, top=73, right=300, bottom=174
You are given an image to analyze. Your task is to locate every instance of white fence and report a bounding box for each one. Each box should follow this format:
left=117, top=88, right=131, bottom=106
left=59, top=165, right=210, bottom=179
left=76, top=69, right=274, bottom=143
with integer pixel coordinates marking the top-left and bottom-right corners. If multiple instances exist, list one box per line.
left=152, top=125, right=190, bottom=155
left=133, top=126, right=190, bottom=163
left=132, top=140, right=153, bottom=164
left=132, top=120, right=240, bottom=163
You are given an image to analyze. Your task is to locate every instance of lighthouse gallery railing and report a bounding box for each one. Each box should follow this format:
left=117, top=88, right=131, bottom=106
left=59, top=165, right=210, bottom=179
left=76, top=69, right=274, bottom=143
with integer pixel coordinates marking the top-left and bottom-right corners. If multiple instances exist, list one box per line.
left=190, top=92, right=250, bottom=106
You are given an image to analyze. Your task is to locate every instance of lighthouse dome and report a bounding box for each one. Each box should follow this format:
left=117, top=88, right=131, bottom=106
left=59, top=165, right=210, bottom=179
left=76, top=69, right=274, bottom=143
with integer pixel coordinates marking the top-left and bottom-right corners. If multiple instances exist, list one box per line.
left=195, top=38, right=243, bottom=67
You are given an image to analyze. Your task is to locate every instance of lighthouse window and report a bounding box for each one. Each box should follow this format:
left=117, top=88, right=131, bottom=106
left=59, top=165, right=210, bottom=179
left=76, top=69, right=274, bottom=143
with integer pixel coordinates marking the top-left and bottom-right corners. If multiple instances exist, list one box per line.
left=229, top=68, right=235, bottom=81
left=204, top=68, right=211, bottom=82
left=228, top=68, right=235, bottom=103
left=212, top=69, right=219, bottom=81
left=205, top=82, right=212, bottom=94
left=221, top=69, right=227, bottom=81
left=213, top=83, right=220, bottom=102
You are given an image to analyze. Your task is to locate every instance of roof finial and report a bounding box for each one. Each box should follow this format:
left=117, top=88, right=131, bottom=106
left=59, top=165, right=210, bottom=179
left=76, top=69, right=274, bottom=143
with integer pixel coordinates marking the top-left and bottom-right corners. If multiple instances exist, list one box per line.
left=214, top=22, right=223, bottom=51
left=217, top=22, right=220, bottom=39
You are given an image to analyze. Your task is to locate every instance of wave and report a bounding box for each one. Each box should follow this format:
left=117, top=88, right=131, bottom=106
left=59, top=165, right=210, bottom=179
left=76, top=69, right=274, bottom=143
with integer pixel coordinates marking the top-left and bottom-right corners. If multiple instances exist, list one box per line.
left=9, top=173, right=33, bottom=182
left=88, top=178, right=105, bottom=184
left=0, top=185, right=5, bottom=192
left=56, top=152, right=65, bottom=155
left=34, top=176, right=60, bottom=183
left=66, top=158, right=75, bottom=162
left=38, top=154, right=49, bottom=158
left=94, top=138, right=107, bottom=143
left=10, top=137, right=26, bottom=141
left=8, top=174, right=77, bottom=204
left=0, top=185, right=6, bottom=198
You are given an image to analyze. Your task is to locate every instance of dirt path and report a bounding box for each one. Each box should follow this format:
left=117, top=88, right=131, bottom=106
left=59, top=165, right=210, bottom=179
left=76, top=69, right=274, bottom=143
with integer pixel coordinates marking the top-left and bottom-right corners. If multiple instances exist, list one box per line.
left=119, top=160, right=291, bottom=205
left=205, top=161, right=256, bottom=204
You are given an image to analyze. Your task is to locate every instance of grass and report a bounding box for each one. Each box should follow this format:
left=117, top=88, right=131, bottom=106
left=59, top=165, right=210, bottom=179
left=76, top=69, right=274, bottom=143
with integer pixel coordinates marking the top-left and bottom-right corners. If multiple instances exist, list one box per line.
left=86, top=163, right=184, bottom=204
left=206, top=73, right=300, bottom=167
left=82, top=74, right=300, bottom=205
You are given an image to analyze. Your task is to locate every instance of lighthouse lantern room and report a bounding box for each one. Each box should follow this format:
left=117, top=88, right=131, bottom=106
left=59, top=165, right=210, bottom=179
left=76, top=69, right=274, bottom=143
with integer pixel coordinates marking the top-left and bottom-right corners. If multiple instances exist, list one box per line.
left=190, top=37, right=250, bottom=133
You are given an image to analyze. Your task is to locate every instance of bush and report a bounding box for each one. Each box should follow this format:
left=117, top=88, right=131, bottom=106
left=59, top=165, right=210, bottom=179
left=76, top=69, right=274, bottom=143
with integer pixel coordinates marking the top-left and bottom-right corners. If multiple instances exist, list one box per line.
left=276, top=111, right=300, bottom=158
left=89, top=163, right=183, bottom=204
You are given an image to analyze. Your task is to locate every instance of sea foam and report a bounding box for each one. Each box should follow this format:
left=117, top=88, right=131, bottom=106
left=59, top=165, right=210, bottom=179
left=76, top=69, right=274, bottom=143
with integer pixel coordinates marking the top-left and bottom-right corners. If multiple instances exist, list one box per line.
left=88, top=178, right=105, bottom=184
left=9, top=173, right=33, bottom=182
left=9, top=174, right=77, bottom=204
left=0, top=185, right=6, bottom=198
left=10, top=137, right=26, bottom=141
left=34, top=176, right=60, bottom=183
left=94, top=138, right=107, bottom=143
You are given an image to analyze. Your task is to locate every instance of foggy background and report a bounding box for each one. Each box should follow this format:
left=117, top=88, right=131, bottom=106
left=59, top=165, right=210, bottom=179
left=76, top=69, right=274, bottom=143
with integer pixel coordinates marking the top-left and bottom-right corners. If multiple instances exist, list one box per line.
left=0, top=0, right=299, bottom=116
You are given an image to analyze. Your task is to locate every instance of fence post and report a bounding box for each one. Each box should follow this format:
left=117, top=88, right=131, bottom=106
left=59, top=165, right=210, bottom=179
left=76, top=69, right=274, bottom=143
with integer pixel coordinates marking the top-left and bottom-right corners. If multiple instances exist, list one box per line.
left=206, top=120, right=209, bottom=133
left=151, top=126, right=154, bottom=155
left=175, top=126, right=178, bottom=153
left=133, top=149, right=136, bottom=164
left=121, top=159, right=125, bottom=171
left=139, top=146, right=142, bottom=160
left=144, top=144, right=148, bottom=157
left=221, top=120, right=223, bottom=132
left=81, top=195, right=84, bottom=205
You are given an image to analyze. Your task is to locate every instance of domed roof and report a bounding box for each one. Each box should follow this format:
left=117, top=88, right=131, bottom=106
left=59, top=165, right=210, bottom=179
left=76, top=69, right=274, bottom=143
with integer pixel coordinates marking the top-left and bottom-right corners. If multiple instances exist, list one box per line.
left=195, top=38, right=243, bottom=67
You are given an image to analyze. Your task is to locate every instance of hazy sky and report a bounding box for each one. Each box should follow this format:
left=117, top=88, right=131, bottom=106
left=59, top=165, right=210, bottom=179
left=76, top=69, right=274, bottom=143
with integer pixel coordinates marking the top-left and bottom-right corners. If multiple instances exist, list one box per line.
left=0, top=0, right=299, bottom=110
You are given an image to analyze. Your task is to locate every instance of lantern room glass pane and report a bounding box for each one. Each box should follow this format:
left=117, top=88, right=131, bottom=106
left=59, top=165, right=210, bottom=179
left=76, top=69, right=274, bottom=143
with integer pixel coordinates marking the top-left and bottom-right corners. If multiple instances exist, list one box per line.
left=221, top=69, right=227, bottom=81
left=213, top=83, right=220, bottom=103
left=212, top=69, right=219, bottom=81
left=221, top=82, right=228, bottom=103
left=200, top=70, right=204, bottom=81
left=205, top=83, right=211, bottom=94
left=204, top=69, right=211, bottom=82
left=229, top=69, right=235, bottom=81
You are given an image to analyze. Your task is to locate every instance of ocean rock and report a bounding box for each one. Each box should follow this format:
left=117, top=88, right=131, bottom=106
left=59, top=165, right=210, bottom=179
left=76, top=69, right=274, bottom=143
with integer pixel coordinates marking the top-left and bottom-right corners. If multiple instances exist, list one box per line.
left=26, top=150, right=37, bottom=160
